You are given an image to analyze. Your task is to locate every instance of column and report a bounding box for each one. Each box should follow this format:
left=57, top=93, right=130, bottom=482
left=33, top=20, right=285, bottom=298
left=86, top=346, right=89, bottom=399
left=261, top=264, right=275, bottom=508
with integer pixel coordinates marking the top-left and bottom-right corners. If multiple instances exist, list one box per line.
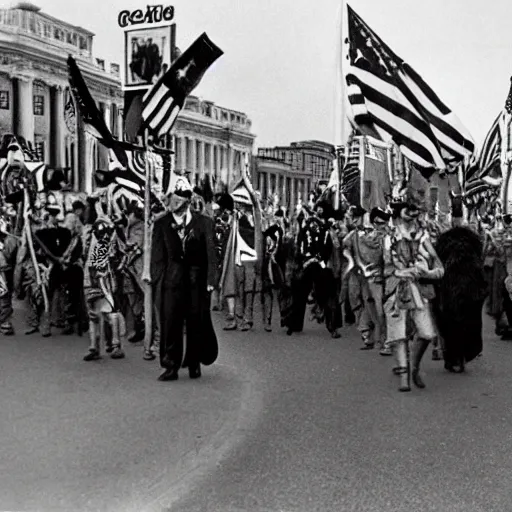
left=197, top=139, right=205, bottom=181
left=227, top=145, right=234, bottom=187
left=50, top=86, right=65, bottom=168
left=266, top=172, right=272, bottom=201
left=208, top=142, right=215, bottom=179
left=178, top=136, right=186, bottom=172
left=188, top=137, right=196, bottom=184
left=14, top=76, right=34, bottom=144
left=297, top=179, right=302, bottom=204
left=290, top=178, right=296, bottom=210
left=215, top=144, right=222, bottom=183
left=282, top=174, right=287, bottom=211
left=117, top=104, right=124, bottom=141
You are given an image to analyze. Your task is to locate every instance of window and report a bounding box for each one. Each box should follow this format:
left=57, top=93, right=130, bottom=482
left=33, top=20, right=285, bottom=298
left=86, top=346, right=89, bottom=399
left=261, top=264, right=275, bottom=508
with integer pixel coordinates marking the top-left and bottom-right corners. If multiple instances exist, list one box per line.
left=33, top=95, right=44, bottom=116
left=0, top=91, right=9, bottom=110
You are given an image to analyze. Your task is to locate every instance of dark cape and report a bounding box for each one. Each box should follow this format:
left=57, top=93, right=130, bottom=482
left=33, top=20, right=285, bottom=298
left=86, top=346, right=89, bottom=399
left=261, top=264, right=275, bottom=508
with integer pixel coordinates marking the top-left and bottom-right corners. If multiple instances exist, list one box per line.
left=432, top=227, right=486, bottom=367
left=151, top=211, right=218, bottom=369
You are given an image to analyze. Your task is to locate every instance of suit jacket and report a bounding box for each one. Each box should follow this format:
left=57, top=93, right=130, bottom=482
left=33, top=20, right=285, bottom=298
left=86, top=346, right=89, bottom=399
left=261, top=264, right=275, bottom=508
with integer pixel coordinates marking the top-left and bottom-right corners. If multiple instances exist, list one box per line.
left=150, top=210, right=217, bottom=291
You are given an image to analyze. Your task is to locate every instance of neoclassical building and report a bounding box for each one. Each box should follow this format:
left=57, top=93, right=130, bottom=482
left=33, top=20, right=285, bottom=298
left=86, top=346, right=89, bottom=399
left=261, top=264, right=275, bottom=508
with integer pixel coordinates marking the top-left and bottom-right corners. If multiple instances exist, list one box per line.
left=256, top=140, right=335, bottom=208
left=0, top=2, right=124, bottom=192
left=0, top=2, right=255, bottom=192
left=173, top=96, right=255, bottom=189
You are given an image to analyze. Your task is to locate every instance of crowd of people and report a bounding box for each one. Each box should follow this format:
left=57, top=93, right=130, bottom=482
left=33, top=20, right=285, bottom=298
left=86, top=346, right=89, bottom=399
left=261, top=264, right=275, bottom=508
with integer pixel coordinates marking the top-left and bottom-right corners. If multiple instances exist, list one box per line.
left=0, top=149, right=501, bottom=391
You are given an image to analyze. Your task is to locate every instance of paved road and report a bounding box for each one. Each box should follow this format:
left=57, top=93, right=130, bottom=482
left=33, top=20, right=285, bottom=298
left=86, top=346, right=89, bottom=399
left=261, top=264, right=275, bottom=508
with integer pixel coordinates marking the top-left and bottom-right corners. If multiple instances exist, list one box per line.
left=1, top=303, right=511, bottom=512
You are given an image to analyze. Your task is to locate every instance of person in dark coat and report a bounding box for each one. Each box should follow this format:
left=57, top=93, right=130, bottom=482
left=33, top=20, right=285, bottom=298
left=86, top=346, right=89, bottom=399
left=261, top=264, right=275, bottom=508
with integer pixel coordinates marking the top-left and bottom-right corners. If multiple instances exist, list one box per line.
left=150, top=175, right=218, bottom=382
left=432, top=226, right=487, bottom=373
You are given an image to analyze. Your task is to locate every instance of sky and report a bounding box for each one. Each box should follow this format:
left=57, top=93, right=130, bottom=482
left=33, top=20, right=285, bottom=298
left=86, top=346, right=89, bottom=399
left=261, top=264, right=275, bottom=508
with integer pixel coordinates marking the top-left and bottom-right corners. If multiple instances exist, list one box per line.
left=23, top=0, right=512, bottom=150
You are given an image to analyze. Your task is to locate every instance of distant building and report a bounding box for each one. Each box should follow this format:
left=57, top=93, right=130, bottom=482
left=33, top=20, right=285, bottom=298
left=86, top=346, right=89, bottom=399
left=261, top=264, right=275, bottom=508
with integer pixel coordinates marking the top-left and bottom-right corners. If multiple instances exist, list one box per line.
left=0, top=2, right=255, bottom=192
left=256, top=140, right=335, bottom=209
left=173, top=96, right=256, bottom=189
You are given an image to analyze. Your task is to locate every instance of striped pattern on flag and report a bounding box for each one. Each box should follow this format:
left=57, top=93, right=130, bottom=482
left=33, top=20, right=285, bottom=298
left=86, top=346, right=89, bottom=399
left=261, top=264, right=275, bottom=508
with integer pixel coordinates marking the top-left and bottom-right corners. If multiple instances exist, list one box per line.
left=0, top=159, right=47, bottom=193
left=142, top=79, right=183, bottom=139
left=345, top=5, right=474, bottom=171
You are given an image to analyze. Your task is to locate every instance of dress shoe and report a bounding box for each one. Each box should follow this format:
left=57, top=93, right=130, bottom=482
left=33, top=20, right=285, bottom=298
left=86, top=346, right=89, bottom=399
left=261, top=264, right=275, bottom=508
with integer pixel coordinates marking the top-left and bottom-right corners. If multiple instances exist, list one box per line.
left=264, top=325, right=272, bottom=332
left=158, top=368, right=178, bottom=381
left=189, top=365, right=202, bottom=379
left=25, top=327, right=39, bottom=335
left=360, top=343, right=374, bottom=350
left=331, top=330, right=341, bottom=339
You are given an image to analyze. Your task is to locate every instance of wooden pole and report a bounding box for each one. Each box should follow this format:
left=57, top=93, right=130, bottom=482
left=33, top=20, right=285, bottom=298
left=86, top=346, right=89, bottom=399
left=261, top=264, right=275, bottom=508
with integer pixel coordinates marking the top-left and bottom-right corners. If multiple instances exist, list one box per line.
left=142, top=130, right=153, bottom=349
left=23, top=187, right=49, bottom=312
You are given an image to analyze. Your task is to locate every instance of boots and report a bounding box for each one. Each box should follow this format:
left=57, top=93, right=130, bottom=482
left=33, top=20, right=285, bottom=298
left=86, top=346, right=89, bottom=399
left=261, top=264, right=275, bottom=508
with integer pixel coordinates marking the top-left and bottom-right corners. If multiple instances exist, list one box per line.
left=396, top=339, right=411, bottom=392
left=109, top=313, right=125, bottom=359
left=411, top=337, right=431, bottom=389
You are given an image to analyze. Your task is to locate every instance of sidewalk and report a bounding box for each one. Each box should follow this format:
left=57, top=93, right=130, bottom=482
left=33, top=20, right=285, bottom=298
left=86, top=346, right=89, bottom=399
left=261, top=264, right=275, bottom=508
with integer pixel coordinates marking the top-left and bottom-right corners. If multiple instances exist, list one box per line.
left=0, top=304, right=252, bottom=512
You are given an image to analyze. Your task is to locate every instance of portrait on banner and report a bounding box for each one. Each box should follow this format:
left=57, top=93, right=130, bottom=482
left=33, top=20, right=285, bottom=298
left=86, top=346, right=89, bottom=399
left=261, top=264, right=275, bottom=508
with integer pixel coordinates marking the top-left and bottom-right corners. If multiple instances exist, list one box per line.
left=124, top=25, right=175, bottom=91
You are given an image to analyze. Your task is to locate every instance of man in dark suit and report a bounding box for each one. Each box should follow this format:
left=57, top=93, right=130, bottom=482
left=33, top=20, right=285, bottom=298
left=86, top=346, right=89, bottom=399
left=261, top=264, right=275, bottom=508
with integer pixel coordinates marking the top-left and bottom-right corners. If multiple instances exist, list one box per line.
left=151, top=175, right=218, bottom=382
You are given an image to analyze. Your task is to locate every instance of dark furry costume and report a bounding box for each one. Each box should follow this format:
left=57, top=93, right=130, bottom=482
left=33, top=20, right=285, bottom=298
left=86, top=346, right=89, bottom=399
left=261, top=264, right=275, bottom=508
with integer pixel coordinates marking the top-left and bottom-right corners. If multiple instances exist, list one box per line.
left=432, top=227, right=486, bottom=369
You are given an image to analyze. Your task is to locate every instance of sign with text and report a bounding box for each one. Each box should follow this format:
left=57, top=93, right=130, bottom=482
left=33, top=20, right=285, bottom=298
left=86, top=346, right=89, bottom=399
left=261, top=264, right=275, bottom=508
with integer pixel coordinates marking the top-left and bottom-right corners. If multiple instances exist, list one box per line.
left=118, top=5, right=174, bottom=28
left=123, top=24, right=176, bottom=91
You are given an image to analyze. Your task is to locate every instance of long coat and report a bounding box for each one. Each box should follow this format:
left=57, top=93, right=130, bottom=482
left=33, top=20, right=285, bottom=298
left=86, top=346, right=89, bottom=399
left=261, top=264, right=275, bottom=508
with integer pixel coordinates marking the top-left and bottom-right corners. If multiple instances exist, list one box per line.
left=151, top=211, right=218, bottom=368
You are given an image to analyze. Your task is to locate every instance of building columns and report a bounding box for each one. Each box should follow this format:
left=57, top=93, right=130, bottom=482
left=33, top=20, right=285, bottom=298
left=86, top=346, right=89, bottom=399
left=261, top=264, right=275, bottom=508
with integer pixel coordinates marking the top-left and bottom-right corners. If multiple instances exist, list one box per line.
left=215, top=144, right=221, bottom=183
left=198, top=140, right=205, bottom=181
left=14, top=76, right=34, bottom=144
left=266, top=172, right=272, bottom=201
left=178, top=136, right=187, bottom=173
left=188, top=137, right=196, bottom=184
left=49, top=86, right=65, bottom=168
left=208, top=142, right=215, bottom=179
left=227, top=145, right=234, bottom=187
left=290, top=178, right=296, bottom=210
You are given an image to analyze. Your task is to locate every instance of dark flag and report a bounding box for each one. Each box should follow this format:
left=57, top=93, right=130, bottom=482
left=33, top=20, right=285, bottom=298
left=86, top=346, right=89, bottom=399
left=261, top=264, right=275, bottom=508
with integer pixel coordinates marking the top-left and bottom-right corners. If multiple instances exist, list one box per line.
left=67, top=55, right=127, bottom=167
left=142, top=33, right=223, bottom=137
left=344, top=5, right=474, bottom=172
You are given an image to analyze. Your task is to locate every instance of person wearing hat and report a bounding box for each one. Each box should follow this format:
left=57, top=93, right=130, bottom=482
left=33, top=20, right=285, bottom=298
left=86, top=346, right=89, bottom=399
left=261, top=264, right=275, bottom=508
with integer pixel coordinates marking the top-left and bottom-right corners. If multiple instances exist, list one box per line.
left=121, top=202, right=146, bottom=346
left=342, top=204, right=381, bottom=350
left=381, top=199, right=444, bottom=392
left=150, top=174, right=218, bottom=381
left=284, top=205, right=341, bottom=338
left=83, top=217, right=126, bottom=361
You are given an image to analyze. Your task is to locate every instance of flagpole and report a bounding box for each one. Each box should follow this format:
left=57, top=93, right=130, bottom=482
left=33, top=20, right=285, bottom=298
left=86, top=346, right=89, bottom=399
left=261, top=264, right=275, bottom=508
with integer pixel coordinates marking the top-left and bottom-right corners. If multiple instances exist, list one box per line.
left=142, top=129, right=153, bottom=350
left=334, top=0, right=348, bottom=210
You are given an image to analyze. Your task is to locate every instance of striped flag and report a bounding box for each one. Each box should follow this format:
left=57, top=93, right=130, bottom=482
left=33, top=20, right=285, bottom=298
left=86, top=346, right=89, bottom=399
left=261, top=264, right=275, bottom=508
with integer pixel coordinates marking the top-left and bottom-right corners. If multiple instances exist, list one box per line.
left=344, top=5, right=474, bottom=172
left=142, top=33, right=223, bottom=138
left=464, top=78, right=512, bottom=208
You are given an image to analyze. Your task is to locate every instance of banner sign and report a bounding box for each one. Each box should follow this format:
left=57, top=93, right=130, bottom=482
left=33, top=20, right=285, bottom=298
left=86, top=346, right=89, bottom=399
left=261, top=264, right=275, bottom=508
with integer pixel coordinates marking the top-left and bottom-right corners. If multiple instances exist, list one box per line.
left=123, top=24, right=175, bottom=92
left=118, top=5, right=175, bottom=28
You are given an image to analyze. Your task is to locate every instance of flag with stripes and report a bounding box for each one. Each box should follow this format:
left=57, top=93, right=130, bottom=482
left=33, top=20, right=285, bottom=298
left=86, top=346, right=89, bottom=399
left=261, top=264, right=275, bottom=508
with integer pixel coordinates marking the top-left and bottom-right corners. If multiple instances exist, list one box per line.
left=464, top=78, right=512, bottom=205
left=142, top=33, right=223, bottom=138
left=344, top=5, right=474, bottom=173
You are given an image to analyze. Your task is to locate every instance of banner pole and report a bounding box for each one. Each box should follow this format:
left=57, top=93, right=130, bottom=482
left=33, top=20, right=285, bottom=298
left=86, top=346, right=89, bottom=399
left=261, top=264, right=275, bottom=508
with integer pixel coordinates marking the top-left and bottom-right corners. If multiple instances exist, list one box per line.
left=142, top=129, right=153, bottom=350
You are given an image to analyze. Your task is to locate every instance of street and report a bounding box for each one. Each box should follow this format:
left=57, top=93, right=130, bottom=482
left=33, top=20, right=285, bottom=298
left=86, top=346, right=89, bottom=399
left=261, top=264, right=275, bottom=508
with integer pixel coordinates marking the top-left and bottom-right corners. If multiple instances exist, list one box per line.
left=1, top=303, right=512, bottom=512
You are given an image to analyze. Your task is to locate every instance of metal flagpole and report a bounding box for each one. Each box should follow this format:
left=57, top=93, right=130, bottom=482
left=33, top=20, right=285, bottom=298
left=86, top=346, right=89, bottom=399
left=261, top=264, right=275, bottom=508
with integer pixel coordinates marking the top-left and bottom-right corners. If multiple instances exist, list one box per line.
left=142, top=130, right=153, bottom=349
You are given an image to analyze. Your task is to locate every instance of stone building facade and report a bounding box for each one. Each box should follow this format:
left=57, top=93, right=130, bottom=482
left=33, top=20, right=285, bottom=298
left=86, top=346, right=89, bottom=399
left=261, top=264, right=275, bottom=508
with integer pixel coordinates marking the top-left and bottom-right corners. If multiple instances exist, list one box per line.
left=173, top=96, right=255, bottom=189
left=0, top=2, right=124, bottom=192
left=256, top=140, right=335, bottom=209
left=0, top=3, right=255, bottom=193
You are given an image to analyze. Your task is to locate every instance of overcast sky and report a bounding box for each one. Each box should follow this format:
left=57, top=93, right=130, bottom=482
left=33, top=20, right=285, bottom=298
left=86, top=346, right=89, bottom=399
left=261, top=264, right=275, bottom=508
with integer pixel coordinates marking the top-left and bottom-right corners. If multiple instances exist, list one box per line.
left=31, top=0, right=512, bottom=149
